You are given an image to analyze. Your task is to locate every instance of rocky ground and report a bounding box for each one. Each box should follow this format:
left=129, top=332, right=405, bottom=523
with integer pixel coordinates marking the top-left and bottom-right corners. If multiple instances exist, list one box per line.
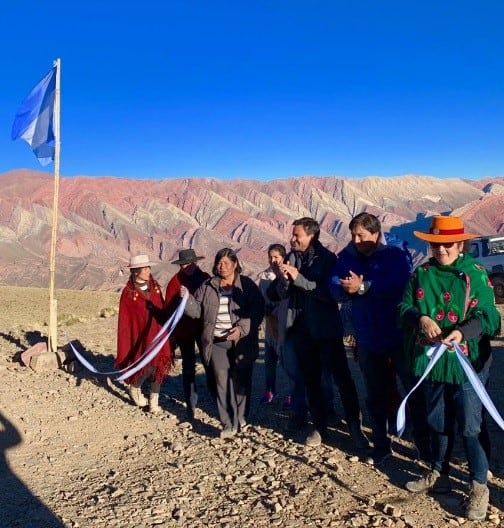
left=0, top=286, right=503, bottom=528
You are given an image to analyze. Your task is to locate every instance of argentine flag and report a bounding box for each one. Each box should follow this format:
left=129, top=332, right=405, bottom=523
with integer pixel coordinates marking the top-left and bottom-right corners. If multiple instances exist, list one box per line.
left=12, top=66, right=56, bottom=166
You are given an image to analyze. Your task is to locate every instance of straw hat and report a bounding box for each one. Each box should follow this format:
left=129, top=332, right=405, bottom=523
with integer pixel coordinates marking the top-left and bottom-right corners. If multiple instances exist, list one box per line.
left=413, top=216, right=478, bottom=243
left=171, top=249, right=204, bottom=265
left=126, top=254, right=156, bottom=268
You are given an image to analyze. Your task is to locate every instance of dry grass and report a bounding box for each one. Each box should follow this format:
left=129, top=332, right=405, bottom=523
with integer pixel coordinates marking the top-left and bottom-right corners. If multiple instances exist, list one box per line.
left=0, top=286, right=119, bottom=330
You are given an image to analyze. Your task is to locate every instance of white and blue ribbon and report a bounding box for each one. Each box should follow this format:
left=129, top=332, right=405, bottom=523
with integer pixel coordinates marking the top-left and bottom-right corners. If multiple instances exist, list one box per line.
left=397, top=341, right=504, bottom=437
left=67, top=291, right=188, bottom=380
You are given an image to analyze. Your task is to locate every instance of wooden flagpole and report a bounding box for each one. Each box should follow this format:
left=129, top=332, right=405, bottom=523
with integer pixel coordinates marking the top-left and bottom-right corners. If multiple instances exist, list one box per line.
left=48, top=58, right=61, bottom=353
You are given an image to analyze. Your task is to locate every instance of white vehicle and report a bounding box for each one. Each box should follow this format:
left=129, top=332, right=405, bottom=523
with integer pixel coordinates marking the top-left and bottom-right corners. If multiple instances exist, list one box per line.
left=468, top=235, right=504, bottom=304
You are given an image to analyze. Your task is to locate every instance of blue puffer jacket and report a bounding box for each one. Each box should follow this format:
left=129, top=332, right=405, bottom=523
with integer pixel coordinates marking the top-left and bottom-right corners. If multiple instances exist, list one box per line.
left=329, top=243, right=411, bottom=351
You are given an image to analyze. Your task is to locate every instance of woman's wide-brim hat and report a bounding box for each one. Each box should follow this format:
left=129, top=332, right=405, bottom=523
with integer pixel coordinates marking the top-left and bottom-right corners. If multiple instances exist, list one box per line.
left=126, top=254, right=157, bottom=268
left=171, top=248, right=205, bottom=265
left=413, top=216, right=478, bottom=243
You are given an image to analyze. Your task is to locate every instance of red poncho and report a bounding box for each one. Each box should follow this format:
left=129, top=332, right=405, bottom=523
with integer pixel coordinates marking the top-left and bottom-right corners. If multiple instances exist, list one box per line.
left=115, top=277, right=172, bottom=385
left=164, top=267, right=210, bottom=343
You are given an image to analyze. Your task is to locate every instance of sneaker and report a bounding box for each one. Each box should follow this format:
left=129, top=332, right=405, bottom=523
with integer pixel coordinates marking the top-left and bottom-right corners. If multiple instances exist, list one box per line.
left=406, top=469, right=452, bottom=494
left=305, top=428, right=323, bottom=447
left=465, top=481, right=489, bottom=521
left=364, top=448, right=392, bottom=466
left=282, top=395, right=292, bottom=410
left=260, top=389, right=275, bottom=404
left=220, top=425, right=237, bottom=439
left=347, top=421, right=369, bottom=450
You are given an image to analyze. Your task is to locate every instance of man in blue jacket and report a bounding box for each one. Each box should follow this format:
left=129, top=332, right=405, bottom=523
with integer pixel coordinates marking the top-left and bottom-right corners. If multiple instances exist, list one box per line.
left=330, top=212, right=430, bottom=465
left=269, top=217, right=368, bottom=448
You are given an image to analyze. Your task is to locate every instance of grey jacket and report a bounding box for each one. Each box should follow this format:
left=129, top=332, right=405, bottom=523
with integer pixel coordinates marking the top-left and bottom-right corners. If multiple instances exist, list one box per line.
left=184, top=274, right=265, bottom=366
left=268, top=240, right=343, bottom=340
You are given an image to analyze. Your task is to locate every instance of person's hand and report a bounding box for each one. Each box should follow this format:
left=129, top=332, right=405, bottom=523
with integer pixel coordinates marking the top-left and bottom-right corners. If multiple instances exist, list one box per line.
left=180, top=285, right=188, bottom=298
left=419, top=315, right=443, bottom=342
left=225, top=327, right=241, bottom=341
left=442, top=329, right=465, bottom=352
left=271, top=261, right=282, bottom=276
left=339, top=271, right=364, bottom=294
left=279, top=263, right=299, bottom=281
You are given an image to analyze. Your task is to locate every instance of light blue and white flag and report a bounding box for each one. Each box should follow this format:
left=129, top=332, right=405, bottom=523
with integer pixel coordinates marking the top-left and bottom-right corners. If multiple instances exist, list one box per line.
left=12, top=66, right=56, bottom=166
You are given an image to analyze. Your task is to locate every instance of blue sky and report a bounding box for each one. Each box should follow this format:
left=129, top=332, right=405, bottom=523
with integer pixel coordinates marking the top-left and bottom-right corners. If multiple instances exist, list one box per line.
left=2, top=1, right=504, bottom=180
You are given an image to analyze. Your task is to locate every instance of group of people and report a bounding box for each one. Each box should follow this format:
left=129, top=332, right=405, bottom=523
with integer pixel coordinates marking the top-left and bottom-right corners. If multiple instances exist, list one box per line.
left=115, top=213, right=501, bottom=522
left=116, top=247, right=264, bottom=436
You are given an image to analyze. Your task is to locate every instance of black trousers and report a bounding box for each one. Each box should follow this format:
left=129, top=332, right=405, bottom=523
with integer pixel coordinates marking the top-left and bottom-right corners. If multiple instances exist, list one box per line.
left=290, top=323, right=361, bottom=433
left=178, top=338, right=198, bottom=408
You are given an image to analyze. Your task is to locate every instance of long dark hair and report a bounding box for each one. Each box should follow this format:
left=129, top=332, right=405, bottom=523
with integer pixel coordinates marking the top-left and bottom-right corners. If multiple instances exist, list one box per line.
left=130, top=267, right=149, bottom=282
left=212, top=248, right=243, bottom=276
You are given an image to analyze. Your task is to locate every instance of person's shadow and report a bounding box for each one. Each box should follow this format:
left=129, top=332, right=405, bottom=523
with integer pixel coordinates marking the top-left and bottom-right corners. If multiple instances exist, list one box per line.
left=0, top=412, right=65, bottom=528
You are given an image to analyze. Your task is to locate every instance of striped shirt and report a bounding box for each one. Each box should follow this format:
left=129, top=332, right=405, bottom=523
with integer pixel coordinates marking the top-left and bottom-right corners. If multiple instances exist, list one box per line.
left=214, top=288, right=233, bottom=337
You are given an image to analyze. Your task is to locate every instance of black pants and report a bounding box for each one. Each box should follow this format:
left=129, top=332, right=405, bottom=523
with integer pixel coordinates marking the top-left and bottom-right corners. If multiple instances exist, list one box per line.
left=290, top=323, right=361, bottom=433
left=179, top=338, right=217, bottom=403
left=178, top=339, right=198, bottom=408
left=358, top=347, right=431, bottom=452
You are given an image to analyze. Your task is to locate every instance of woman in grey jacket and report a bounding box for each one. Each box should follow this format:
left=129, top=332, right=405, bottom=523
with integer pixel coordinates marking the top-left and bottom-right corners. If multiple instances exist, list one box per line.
left=182, top=248, right=264, bottom=438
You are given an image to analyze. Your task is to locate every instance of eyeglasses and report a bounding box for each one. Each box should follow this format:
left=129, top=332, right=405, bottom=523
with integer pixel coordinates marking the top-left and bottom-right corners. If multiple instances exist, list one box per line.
left=429, top=242, right=456, bottom=249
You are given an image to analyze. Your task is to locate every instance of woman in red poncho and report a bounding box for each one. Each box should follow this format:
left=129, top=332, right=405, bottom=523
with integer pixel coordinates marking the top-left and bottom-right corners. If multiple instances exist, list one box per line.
left=116, top=254, right=172, bottom=413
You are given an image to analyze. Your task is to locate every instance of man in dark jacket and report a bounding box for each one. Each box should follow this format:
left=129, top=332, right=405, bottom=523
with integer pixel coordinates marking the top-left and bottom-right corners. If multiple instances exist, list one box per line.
left=269, top=217, right=368, bottom=448
left=329, top=212, right=430, bottom=465
left=165, top=249, right=211, bottom=419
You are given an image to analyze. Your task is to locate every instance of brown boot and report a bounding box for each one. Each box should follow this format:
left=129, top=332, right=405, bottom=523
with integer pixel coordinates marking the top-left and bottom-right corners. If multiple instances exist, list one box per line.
left=129, top=384, right=147, bottom=407
left=149, top=382, right=161, bottom=414
left=466, top=481, right=489, bottom=521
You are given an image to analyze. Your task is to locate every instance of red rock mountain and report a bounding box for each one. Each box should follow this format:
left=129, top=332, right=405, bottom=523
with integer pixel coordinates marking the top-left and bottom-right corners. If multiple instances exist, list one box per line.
left=0, top=170, right=502, bottom=291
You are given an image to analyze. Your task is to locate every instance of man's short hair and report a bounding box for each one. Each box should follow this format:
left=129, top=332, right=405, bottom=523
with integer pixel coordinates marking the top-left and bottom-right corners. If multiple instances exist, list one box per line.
left=292, top=217, right=320, bottom=241
left=349, top=212, right=381, bottom=234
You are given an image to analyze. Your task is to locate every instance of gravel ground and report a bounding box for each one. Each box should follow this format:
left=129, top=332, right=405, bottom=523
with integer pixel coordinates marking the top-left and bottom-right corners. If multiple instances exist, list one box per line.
left=0, top=286, right=503, bottom=528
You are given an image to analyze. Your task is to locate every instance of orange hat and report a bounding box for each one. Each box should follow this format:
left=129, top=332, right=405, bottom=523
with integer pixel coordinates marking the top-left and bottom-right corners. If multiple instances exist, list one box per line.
left=413, top=216, right=478, bottom=243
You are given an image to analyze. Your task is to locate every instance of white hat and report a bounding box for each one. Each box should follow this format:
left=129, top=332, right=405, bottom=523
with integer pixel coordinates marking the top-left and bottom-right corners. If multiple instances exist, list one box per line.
left=126, top=254, right=156, bottom=269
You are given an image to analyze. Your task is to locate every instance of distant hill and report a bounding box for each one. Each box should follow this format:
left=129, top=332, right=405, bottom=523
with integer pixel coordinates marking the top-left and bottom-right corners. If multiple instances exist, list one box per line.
left=0, top=170, right=502, bottom=291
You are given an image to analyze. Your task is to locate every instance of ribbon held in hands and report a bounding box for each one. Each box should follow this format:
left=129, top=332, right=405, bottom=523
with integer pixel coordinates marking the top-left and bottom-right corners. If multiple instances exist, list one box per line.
left=396, top=342, right=504, bottom=438
left=68, top=291, right=188, bottom=380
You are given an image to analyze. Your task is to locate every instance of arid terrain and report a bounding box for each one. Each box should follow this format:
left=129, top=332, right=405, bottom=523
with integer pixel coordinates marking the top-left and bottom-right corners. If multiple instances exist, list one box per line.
left=0, top=286, right=503, bottom=528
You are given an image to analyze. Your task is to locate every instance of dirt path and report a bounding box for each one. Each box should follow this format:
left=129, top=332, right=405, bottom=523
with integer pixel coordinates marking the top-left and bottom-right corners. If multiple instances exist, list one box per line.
left=0, top=286, right=503, bottom=527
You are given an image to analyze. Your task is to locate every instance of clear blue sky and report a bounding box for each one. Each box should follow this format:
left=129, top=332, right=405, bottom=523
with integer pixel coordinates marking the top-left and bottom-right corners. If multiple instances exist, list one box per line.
left=2, top=1, right=504, bottom=180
